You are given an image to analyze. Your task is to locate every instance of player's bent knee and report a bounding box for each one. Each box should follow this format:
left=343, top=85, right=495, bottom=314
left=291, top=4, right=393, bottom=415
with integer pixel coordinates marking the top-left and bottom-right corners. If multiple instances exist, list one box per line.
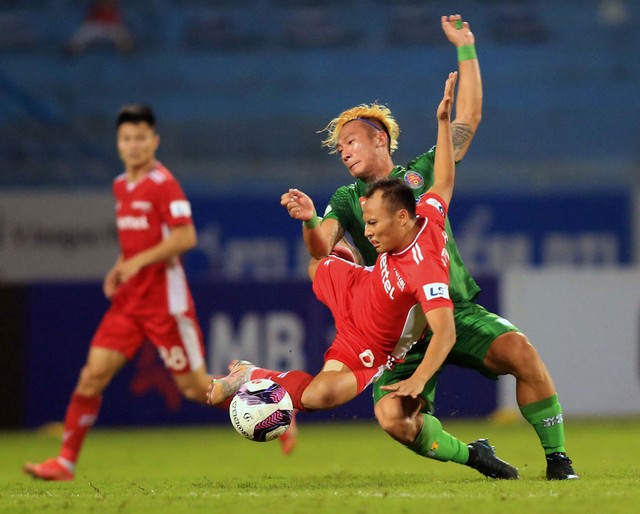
left=509, top=334, right=544, bottom=372
left=300, top=382, right=341, bottom=410
left=301, top=391, right=336, bottom=410
left=375, top=410, right=398, bottom=435
left=374, top=399, right=397, bottom=428
left=374, top=398, right=415, bottom=444
left=490, top=332, right=550, bottom=381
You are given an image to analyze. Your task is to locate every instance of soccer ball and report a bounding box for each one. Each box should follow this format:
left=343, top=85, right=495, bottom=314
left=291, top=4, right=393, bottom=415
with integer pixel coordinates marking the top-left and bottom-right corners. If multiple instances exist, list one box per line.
left=229, top=379, right=293, bottom=442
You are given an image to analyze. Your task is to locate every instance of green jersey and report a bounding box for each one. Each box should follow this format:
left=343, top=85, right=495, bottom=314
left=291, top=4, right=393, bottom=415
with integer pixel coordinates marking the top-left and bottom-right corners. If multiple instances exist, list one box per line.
left=323, top=147, right=480, bottom=303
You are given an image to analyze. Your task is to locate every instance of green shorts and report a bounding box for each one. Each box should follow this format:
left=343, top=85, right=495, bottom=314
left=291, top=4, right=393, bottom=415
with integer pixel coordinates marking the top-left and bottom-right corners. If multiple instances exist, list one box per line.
left=372, top=300, right=519, bottom=413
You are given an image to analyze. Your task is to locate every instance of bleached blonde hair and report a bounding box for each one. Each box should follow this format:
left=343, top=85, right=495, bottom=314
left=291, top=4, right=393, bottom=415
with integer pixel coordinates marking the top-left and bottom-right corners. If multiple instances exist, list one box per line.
left=320, top=103, right=400, bottom=154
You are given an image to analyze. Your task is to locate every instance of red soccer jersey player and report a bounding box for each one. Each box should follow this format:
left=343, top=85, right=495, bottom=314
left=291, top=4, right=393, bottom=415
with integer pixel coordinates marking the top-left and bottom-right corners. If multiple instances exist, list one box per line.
left=208, top=183, right=456, bottom=419
left=96, top=162, right=204, bottom=367
left=23, top=105, right=213, bottom=481
left=23, top=105, right=299, bottom=481
left=313, top=191, right=452, bottom=394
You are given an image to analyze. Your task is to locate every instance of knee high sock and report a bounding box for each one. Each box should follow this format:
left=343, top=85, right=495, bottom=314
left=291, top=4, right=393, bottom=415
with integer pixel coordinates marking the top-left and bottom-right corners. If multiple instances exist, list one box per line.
left=519, top=393, right=565, bottom=454
left=407, top=414, right=469, bottom=464
left=250, top=368, right=314, bottom=411
left=59, top=392, right=103, bottom=467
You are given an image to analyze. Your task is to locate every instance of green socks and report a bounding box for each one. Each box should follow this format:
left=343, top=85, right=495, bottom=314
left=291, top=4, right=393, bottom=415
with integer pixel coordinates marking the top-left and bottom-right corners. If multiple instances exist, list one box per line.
left=405, top=395, right=566, bottom=462
left=520, top=393, right=566, bottom=454
left=408, top=414, right=469, bottom=464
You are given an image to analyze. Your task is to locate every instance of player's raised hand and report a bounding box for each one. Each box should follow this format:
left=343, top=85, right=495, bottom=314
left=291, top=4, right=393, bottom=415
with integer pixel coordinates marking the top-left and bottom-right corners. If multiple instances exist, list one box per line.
left=281, top=188, right=316, bottom=223
left=437, top=71, right=457, bottom=122
left=441, top=14, right=475, bottom=47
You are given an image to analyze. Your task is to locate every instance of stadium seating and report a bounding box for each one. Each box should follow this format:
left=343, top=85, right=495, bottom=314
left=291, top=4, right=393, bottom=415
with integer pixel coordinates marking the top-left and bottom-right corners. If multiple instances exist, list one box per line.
left=0, top=0, right=638, bottom=192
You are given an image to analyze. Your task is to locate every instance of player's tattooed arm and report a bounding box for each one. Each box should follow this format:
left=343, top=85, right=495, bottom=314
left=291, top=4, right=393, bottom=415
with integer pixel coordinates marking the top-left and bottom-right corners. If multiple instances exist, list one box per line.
left=327, top=218, right=345, bottom=248
left=451, top=121, right=474, bottom=161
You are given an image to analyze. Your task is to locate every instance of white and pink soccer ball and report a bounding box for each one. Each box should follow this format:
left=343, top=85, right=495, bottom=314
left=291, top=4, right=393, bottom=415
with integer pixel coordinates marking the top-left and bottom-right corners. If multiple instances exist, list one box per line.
left=229, top=379, right=293, bottom=442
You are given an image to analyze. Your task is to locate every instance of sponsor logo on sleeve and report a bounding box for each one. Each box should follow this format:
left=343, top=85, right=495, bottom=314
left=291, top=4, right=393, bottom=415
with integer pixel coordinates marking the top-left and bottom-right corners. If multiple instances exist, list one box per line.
left=170, top=200, right=192, bottom=218
left=426, top=197, right=445, bottom=216
left=423, top=282, right=450, bottom=300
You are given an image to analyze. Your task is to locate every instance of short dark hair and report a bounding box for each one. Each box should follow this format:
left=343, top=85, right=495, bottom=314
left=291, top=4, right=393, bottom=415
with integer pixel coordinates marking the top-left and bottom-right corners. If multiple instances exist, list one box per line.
left=363, top=178, right=416, bottom=218
left=116, top=104, right=156, bottom=128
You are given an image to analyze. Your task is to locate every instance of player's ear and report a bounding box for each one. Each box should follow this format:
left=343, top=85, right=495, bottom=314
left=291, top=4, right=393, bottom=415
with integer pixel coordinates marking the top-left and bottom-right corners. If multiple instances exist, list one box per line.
left=375, top=130, right=387, bottom=149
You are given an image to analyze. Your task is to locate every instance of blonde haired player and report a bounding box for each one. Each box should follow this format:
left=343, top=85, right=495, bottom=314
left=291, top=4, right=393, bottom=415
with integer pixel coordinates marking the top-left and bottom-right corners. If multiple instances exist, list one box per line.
left=322, top=102, right=401, bottom=155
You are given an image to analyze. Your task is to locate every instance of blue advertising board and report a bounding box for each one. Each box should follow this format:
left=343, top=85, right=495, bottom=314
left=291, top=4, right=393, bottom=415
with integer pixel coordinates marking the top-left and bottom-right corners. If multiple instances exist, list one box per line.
left=448, top=191, right=633, bottom=273
left=184, top=190, right=633, bottom=281
left=24, top=278, right=499, bottom=428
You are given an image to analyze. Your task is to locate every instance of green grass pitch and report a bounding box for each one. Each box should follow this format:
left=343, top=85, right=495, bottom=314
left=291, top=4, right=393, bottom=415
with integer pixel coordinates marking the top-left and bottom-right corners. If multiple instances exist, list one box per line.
left=2, top=416, right=639, bottom=513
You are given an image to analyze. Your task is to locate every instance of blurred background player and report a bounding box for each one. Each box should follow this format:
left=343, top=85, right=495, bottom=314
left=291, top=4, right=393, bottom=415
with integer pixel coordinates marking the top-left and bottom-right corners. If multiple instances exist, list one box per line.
left=23, top=104, right=208, bottom=480
left=210, top=72, right=519, bottom=480
left=67, top=0, right=134, bottom=55
left=281, top=14, right=577, bottom=480
left=22, top=104, right=293, bottom=482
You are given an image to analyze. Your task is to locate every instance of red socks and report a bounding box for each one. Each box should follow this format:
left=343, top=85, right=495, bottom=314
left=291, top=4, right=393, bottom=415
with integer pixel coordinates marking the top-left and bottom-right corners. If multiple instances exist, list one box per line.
left=250, top=368, right=313, bottom=410
left=59, top=392, right=102, bottom=464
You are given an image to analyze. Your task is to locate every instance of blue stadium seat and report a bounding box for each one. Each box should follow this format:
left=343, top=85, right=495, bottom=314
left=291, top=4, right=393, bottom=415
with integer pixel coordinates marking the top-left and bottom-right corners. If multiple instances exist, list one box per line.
left=183, top=13, right=266, bottom=51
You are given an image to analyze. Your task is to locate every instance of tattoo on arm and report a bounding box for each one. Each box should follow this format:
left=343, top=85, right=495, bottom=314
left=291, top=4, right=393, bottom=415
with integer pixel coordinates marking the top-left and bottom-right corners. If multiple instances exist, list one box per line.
left=451, top=122, right=474, bottom=158
left=331, top=223, right=345, bottom=247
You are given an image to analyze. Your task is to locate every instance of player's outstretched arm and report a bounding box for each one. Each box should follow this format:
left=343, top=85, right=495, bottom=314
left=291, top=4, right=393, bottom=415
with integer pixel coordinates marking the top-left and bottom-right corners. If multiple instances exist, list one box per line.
left=380, top=307, right=456, bottom=398
left=281, top=188, right=345, bottom=259
left=441, top=14, right=482, bottom=162
left=428, top=71, right=457, bottom=207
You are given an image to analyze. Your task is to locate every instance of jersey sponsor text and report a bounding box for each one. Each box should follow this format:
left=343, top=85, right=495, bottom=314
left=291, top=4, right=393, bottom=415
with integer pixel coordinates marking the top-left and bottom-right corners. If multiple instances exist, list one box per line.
left=116, top=215, right=150, bottom=230
left=379, top=253, right=395, bottom=300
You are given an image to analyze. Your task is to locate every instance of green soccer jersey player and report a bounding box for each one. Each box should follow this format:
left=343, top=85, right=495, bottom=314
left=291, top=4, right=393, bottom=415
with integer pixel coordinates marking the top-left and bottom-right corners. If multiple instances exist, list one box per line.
left=282, top=15, right=577, bottom=480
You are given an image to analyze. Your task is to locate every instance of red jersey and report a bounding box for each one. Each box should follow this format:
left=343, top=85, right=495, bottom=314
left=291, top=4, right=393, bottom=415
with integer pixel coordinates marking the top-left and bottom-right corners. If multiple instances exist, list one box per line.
left=112, top=162, right=195, bottom=316
left=313, top=192, right=452, bottom=389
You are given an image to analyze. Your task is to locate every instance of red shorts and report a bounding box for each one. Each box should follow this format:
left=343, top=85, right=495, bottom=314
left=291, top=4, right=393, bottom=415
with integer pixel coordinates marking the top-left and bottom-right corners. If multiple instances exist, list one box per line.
left=313, top=257, right=388, bottom=393
left=91, top=303, right=205, bottom=375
